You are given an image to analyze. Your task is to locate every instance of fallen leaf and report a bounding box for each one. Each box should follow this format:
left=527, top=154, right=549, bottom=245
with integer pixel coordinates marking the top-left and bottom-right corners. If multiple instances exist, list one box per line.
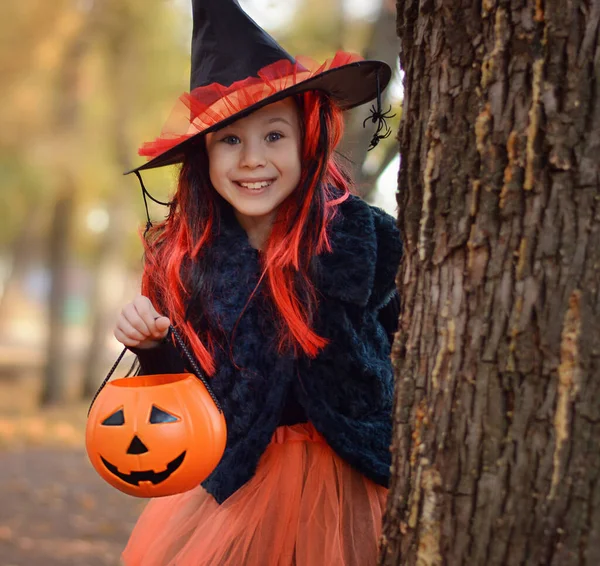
left=77, top=492, right=97, bottom=510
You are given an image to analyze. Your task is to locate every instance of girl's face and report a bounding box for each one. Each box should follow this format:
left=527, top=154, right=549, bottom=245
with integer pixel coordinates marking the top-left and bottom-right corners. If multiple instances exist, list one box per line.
left=205, top=98, right=302, bottom=232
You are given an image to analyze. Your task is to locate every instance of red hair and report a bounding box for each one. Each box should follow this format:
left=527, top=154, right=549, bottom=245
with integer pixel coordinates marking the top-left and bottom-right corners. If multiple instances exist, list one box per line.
left=141, top=91, right=350, bottom=375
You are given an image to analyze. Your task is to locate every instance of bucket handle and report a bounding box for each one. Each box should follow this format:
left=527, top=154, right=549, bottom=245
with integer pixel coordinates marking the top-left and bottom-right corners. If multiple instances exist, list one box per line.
left=87, top=325, right=223, bottom=415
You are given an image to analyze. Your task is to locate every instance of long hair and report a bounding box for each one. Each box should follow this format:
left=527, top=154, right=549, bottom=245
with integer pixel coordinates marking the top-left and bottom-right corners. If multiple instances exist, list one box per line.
left=141, top=91, right=351, bottom=375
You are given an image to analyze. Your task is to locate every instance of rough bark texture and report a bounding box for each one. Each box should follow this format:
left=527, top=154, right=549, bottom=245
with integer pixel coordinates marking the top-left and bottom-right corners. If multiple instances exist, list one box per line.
left=380, top=0, right=600, bottom=562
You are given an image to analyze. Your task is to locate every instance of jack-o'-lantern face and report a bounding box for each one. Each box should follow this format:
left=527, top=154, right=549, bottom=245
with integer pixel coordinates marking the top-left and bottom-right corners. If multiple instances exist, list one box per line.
left=99, top=405, right=186, bottom=486
left=86, top=374, right=227, bottom=498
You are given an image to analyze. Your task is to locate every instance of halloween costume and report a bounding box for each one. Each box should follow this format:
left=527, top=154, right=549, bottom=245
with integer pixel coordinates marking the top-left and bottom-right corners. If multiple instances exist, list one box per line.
left=121, top=1, right=400, bottom=564
left=123, top=197, right=401, bottom=566
left=129, top=195, right=400, bottom=501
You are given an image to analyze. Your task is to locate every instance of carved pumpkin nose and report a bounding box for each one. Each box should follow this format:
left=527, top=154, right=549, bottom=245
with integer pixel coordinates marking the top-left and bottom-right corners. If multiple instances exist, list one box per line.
left=127, top=435, right=149, bottom=455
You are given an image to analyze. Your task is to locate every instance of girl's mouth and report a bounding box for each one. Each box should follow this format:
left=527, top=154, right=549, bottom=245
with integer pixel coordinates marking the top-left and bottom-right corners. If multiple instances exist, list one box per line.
left=235, top=179, right=274, bottom=191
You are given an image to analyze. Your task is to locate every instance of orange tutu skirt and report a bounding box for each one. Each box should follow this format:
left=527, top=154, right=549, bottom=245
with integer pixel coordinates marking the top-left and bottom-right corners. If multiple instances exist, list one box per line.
left=122, top=422, right=388, bottom=566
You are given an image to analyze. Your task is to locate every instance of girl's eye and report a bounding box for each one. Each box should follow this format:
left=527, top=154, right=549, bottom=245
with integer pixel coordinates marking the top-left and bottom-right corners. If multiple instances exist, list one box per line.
left=220, top=135, right=240, bottom=145
left=266, top=132, right=283, bottom=143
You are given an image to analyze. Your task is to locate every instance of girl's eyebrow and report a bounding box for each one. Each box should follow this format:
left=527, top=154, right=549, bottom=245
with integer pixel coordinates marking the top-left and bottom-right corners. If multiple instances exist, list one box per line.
left=266, top=117, right=292, bottom=127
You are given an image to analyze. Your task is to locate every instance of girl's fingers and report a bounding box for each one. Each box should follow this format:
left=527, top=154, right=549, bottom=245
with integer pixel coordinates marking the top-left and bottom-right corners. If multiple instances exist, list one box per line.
left=147, top=300, right=164, bottom=320
left=154, top=316, right=171, bottom=334
left=113, top=326, right=142, bottom=347
left=117, top=316, right=148, bottom=342
left=133, top=296, right=168, bottom=338
left=113, top=296, right=170, bottom=348
left=121, top=305, right=152, bottom=338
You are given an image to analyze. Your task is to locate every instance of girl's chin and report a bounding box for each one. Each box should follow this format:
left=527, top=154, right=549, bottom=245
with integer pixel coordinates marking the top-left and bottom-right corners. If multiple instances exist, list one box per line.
left=233, top=205, right=279, bottom=220
left=228, top=194, right=282, bottom=216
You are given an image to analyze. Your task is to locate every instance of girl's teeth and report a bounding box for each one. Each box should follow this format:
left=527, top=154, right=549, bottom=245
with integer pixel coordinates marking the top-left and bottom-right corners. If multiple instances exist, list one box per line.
left=239, top=181, right=272, bottom=189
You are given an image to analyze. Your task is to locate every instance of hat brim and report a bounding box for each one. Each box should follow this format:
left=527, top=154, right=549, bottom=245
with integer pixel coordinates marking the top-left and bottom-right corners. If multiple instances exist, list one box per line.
left=125, top=60, right=391, bottom=175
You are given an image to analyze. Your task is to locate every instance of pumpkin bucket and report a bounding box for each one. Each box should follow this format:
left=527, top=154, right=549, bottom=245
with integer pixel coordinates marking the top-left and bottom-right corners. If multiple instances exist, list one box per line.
left=86, top=328, right=227, bottom=498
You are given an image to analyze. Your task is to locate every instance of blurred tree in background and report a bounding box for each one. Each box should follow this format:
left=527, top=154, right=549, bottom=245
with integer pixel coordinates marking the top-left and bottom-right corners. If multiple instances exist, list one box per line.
left=0, top=0, right=400, bottom=407
left=0, top=0, right=189, bottom=405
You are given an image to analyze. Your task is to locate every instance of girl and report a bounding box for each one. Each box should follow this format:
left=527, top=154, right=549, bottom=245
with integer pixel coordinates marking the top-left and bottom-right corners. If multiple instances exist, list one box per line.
left=114, top=1, right=401, bottom=564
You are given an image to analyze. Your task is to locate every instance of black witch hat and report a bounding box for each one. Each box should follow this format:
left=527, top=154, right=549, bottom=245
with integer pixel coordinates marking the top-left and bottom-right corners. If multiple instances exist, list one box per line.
left=128, top=0, right=392, bottom=174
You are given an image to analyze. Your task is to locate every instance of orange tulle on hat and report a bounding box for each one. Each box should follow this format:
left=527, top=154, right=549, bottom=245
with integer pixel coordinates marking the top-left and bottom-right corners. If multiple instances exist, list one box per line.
left=137, top=52, right=366, bottom=163
left=122, top=423, right=388, bottom=566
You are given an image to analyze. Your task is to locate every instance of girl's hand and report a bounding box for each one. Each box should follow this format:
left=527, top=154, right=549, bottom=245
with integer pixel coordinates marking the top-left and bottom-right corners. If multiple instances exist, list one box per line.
left=114, top=295, right=171, bottom=349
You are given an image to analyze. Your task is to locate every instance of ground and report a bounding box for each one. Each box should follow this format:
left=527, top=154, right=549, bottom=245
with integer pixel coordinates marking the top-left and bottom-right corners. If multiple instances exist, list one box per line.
left=0, top=448, right=144, bottom=566
left=0, top=379, right=145, bottom=566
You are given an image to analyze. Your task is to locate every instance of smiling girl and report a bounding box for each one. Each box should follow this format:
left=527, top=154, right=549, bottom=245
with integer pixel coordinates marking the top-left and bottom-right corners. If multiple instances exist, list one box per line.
left=204, top=99, right=302, bottom=249
left=114, top=1, right=402, bottom=565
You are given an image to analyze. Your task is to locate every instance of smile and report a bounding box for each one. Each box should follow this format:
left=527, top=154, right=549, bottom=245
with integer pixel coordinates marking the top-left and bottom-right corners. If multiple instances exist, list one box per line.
left=100, top=451, right=186, bottom=486
left=235, top=179, right=274, bottom=190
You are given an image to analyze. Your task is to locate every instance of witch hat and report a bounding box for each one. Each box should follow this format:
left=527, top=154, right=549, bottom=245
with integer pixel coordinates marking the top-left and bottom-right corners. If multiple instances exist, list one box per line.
left=189, top=0, right=294, bottom=91
left=128, top=0, right=392, bottom=174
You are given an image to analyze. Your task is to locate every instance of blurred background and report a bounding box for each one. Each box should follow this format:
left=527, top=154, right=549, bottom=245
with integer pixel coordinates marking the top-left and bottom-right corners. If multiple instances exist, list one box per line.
left=0, top=0, right=401, bottom=564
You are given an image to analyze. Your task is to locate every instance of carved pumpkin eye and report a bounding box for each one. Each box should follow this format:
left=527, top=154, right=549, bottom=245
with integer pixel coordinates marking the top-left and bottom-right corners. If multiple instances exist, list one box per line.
left=149, top=406, right=179, bottom=424
left=102, top=409, right=125, bottom=426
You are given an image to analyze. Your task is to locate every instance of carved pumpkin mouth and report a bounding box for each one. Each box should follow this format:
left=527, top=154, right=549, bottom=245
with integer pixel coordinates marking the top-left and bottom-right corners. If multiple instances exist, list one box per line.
left=100, top=451, right=186, bottom=486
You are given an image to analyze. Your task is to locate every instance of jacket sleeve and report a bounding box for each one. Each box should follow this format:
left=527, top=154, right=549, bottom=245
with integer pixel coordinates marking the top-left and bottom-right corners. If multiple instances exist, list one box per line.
left=128, top=337, right=187, bottom=375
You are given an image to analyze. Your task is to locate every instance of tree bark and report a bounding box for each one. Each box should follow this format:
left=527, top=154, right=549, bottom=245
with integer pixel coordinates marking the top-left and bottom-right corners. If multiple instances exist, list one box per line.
left=380, top=0, right=600, bottom=563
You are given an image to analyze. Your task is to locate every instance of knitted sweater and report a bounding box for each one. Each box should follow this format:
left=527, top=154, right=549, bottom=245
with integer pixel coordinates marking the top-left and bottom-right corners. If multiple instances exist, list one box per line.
left=135, top=194, right=402, bottom=504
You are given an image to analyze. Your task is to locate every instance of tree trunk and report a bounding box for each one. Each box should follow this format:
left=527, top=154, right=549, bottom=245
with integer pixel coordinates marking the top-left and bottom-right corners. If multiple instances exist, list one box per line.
left=81, top=223, right=127, bottom=399
left=0, top=204, right=44, bottom=339
left=41, top=186, right=75, bottom=405
left=380, top=0, right=600, bottom=562
left=41, top=10, right=90, bottom=406
left=82, top=14, right=134, bottom=398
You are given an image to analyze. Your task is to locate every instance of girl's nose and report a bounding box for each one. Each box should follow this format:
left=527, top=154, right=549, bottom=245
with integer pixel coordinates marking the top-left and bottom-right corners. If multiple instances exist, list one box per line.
left=239, top=140, right=267, bottom=169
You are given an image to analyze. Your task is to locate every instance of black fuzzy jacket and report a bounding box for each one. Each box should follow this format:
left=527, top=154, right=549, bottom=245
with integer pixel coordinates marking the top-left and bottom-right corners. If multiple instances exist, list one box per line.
left=135, top=195, right=402, bottom=504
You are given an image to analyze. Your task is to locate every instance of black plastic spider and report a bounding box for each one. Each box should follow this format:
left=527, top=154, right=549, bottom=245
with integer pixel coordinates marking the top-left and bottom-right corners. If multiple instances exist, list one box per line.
left=364, top=105, right=396, bottom=150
